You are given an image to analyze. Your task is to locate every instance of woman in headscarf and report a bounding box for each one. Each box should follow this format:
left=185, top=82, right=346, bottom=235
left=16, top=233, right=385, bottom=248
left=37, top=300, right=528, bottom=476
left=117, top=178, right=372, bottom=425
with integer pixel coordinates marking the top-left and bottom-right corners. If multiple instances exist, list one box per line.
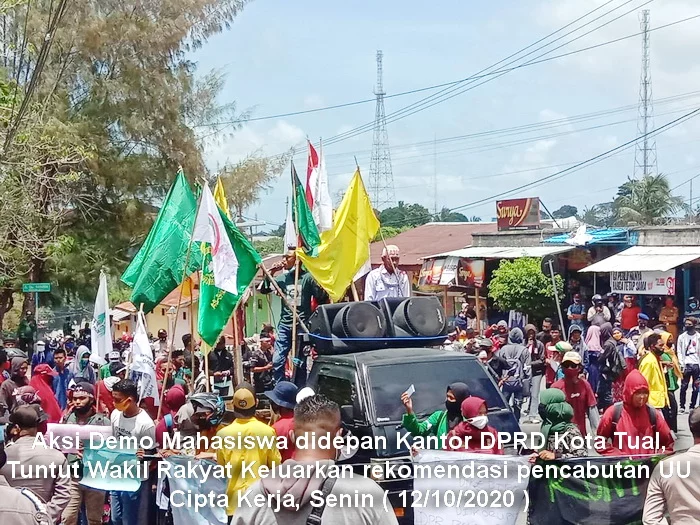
left=445, top=397, right=503, bottom=454
left=596, top=370, right=674, bottom=456
left=155, top=384, right=188, bottom=447
left=659, top=331, right=681, bottom=433
left=598, top=322, right=625, bottom=411
left=584, top=325, right=603, bottom=394
left=535, top=388, right=586, bottom=460
left=610, top=326, right=636, bottom=403
left=68, top=345, right=95, bottom=384
left=29, top=363, right=62, bottom=423
left=0, top=357, right=29, bottom=412
left=401, top=382, right=470, bottom=442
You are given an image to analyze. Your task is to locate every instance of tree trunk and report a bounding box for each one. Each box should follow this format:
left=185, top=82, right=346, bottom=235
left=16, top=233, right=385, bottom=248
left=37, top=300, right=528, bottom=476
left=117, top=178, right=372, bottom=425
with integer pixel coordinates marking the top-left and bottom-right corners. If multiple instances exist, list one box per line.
left=0, top=288, right=14, bottom=333
left=21, top=257, right=45, bottom=315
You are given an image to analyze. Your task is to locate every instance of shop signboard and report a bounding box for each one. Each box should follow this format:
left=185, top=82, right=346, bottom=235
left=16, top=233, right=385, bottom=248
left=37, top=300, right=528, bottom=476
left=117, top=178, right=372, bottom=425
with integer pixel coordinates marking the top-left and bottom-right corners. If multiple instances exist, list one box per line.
left=610, top=270, right=675, bottom=296
left=418, top=259, right=434, bottom=287
left=457, top=259, right=486, bottom=288
left=496, top=197, right=541, bottom=230
left=438, top=256, right=460, bottom=286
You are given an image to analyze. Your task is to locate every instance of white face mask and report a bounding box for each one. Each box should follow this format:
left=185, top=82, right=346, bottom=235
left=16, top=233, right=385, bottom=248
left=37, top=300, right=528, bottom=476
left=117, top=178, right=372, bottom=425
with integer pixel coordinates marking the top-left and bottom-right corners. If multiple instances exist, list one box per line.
left=467, top=415, right=489, bottom=429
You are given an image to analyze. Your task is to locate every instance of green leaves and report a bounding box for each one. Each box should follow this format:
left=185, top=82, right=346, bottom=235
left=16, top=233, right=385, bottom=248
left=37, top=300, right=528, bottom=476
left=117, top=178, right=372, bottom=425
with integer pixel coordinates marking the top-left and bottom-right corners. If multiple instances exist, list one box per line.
left=488, top=257, right=564, bottom=322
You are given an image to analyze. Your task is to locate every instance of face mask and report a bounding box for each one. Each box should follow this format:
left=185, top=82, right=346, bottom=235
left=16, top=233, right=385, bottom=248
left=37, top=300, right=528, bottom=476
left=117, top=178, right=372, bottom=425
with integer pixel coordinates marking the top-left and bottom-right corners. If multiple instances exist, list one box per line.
left=564, top=367, right=579, bottom=379
left=80, top=359, right=89, bottom=369
left=686, top=326, right=695, bottom=334
left=114, top=399, right=130, bottom=412
left=445, top=399, right=460, bottom=414
left=467, top=415, right=488, bottom=429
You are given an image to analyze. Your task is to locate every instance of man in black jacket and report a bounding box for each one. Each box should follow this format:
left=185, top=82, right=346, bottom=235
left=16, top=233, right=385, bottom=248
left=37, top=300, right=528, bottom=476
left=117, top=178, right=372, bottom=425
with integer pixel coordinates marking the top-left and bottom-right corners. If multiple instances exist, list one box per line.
left=207, top=336, right=234, bottom=397
left=524, top=324, right=546, bottom=423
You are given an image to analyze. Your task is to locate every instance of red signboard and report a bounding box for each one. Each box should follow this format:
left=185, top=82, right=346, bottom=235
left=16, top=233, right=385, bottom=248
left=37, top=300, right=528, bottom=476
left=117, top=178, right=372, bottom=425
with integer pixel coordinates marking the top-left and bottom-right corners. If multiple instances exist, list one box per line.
left=457, top=259, right=486, bottom=288
left=496, top=197, right=541, bottom=230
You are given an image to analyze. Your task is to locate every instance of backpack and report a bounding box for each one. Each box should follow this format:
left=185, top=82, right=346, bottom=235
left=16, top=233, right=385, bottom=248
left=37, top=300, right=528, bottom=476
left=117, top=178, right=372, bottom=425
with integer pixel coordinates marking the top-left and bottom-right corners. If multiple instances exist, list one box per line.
left=502, top=346, right=525, bottom=390
left=611, top=401, right=657, bottom=433
left=273, top=477, right=338, bottom=525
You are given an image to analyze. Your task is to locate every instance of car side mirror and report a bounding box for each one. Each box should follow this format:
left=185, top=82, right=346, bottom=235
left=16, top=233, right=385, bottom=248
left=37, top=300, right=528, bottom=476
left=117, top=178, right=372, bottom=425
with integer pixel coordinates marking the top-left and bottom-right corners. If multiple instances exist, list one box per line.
left=340, top=405, right=354, bottom=424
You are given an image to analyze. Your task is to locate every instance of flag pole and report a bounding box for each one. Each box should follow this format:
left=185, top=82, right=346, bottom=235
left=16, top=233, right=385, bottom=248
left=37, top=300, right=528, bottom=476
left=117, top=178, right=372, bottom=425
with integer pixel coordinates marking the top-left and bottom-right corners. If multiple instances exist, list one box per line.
left=290, top=160, right=302, bottom=378
left=233, top=303, right=243, bottom=385
left=125, top=303, right=143, bottom=378
left=259, top=263, right=309, bottom=332
left=188, top=276, right=195, bottom=392
left=157, top=169, right=201, bottom=420
left=202, top=341, right=211, bottom=392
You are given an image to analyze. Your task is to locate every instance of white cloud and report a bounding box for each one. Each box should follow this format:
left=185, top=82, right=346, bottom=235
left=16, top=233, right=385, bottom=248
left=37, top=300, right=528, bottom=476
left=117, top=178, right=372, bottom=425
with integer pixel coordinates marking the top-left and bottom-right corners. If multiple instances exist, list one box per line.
left=303, top=94, right=325, bottom=109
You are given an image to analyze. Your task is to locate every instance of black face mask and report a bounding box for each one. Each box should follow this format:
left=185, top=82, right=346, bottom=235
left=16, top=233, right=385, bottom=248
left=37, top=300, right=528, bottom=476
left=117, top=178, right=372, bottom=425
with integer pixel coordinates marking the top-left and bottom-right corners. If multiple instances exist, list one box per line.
left=686, top=326, right=695, bottom=334
left=538, top=403, right=547, bottom=420
left=445, top=399, right=461, bottom=414
left=74, top=404, right=92, bottom=416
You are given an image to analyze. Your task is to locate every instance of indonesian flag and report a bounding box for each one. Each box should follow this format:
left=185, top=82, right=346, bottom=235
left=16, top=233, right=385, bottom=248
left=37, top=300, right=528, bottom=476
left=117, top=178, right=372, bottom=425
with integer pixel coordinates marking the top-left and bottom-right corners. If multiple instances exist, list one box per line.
left=193, top=184, right=239, bottom=294
left=305, top=141, right=333, bottom=232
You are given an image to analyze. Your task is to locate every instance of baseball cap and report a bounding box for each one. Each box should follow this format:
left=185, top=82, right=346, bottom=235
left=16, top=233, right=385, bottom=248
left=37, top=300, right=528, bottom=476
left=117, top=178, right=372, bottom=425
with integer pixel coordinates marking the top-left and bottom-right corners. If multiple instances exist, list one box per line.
left=110, top=362, right=127, bottom=377
left=9, top=406, right=39, bottom=429
left=554, top=341, right=573, bottom=353
left=73, top=382, right=95, bottom=398
left=382, top=245, right=400, bottom=258
left=264, top=381, right=299, bottom=410
left=478, top=338, right=493, bottom=349
left=232, top=383, right=257, bottom=418
left=108, top=351, right=121, bottom=362
left=296, top=387, right=315, bottom=404
left=638, top=313, right=650, bottom=320
left=562, top=351, right=582, bottom=365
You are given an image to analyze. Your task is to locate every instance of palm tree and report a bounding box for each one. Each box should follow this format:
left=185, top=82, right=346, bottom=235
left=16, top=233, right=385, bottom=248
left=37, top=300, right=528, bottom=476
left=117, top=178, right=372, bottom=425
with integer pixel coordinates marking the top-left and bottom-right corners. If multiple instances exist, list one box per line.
left=615, top=174, right=688, bottom=225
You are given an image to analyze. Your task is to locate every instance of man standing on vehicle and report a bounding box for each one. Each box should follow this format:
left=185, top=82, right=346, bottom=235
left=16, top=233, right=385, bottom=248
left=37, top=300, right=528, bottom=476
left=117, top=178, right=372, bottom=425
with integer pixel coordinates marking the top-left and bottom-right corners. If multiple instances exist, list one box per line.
left=232, top=394, right=399, bottom=525
left=498, top=327, right=530, bottom=421
left=364, top=245, right=411, bottom=301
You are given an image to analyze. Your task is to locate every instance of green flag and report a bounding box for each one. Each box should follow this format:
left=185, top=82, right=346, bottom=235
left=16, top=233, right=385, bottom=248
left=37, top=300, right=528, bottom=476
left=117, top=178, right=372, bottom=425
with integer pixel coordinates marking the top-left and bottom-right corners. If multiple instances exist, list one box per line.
left=291, top=162, right=321, bottom=255
left=198, top=206, right=261, bottom=348
left=121, top=169, right=202, bottom=313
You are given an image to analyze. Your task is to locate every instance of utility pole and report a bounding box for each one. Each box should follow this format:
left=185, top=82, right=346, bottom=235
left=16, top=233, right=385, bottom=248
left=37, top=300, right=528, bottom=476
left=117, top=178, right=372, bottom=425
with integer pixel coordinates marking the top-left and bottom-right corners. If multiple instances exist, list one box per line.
left=633, top=9, right=658, bottom=179
left=368, top=51, right=396, bottom=210
left=433, top=133, right=438, bottom=216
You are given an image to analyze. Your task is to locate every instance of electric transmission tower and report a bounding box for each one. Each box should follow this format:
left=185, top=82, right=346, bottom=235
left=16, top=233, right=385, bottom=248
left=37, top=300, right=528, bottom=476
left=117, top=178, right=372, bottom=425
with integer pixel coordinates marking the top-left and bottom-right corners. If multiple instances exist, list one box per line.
left=369, top=50, right=396, bottom=209
left=633, top=9, right=658, bottom=179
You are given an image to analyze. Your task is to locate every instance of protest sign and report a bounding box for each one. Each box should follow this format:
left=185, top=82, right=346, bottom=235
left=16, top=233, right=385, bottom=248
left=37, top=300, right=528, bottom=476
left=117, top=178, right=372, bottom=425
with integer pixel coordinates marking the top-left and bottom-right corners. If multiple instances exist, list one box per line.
left=413, top=450, right=529, bottom=525
left=610, top=270, right=675, bottom=295
left=164, top=456, right=229, bottom=525
left=80, top=447, right=142, bottom=493
left=528, top=455, right=662, bottom=525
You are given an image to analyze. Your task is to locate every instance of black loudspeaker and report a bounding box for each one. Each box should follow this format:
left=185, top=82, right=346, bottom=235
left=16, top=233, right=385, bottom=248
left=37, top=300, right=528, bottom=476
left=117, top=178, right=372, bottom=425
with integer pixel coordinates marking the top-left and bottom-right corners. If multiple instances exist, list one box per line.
left=380, top=297, right=447, bottom=341
left=306, top=302, right=387, bottom=354
left=305, top=297, right=447, bottom=354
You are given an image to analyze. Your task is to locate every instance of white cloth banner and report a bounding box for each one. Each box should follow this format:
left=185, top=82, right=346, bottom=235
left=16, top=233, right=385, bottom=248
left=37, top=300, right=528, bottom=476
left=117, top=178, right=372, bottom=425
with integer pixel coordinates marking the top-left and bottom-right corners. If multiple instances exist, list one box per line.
left=610, top=270, right=676, bottom=295
left=284, top=196, right=296, bottom=250
left=130, top=311, right=159, bottom=407
left=193, top=184, right=239, bottom=294
left=91, top=271, right=113, bottom=358
left=312, top=147, right=333, bottom=232
left=413, top=450, right=530, bottom=525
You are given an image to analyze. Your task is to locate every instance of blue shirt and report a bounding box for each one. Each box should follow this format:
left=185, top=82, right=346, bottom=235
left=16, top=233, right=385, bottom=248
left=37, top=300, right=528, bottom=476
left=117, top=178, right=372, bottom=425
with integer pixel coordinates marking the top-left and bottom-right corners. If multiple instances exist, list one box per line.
left=53, top=366, right=74, bottom=410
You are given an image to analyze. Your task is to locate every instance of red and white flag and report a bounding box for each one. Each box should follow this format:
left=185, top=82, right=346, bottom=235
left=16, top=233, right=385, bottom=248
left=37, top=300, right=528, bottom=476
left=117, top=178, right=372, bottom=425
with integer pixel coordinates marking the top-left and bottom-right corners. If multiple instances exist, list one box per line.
left=305, top=140, right=333, bottom=232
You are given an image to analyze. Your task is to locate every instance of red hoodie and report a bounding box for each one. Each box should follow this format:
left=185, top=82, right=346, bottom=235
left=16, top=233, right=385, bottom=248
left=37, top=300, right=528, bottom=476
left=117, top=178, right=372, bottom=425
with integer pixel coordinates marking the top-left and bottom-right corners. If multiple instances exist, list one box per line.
left=445, top=397, right=503, bottom=454
left=29, top=364, right=62, bottom=424
left=596, top=370, right=674, bottom=456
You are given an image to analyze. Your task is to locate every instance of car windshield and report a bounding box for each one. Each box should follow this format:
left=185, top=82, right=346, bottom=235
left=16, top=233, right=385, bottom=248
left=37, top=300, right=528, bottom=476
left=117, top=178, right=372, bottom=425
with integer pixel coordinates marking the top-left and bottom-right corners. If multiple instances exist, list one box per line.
left=367, top=358, right=507, bottom=423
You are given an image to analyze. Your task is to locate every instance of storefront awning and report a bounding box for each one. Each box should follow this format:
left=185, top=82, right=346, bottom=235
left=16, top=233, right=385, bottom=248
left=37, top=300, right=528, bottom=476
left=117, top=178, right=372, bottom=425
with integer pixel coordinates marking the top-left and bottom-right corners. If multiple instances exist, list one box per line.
left=424, top=245, right=573, bottom=260
left=111, top=308, right=132, bottom=322
left=580, top=246, right=700, bottom=272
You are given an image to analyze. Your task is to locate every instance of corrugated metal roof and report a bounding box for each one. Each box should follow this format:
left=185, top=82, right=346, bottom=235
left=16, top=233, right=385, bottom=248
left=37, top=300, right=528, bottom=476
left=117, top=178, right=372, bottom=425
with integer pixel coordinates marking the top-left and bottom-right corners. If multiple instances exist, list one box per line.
left=424, top=245, right=573, bottom=260
left=579, top=246, right=700, bottom=272
left=543, top=228, right=629, bottom=245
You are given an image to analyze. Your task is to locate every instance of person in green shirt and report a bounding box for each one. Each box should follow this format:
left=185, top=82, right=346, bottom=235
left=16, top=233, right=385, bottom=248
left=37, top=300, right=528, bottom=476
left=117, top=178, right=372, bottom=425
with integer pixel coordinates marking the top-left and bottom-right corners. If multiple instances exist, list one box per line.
left=259, top=249, right=328, bottom=383
left=400, top=382, right=470, bottom=443
left=17, top=311, right=37, bottom=359
left=661, top=330, right=681, bottom=433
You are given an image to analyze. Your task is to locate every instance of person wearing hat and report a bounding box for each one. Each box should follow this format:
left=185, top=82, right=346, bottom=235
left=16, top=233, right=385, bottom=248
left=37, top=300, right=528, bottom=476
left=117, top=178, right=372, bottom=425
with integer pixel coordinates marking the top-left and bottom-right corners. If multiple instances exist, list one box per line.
left=16, top=311, right=37, bottom=360
left=216, top=383, right=281, bottom=517
left=0, top=357, right=29, bottom=413
left=259, top=248, right=328, bottom=383
left=62, top=382, right=110, bottom=525
left=587, top=294, right=612, bottom=327
left=552, top=351, right=599, bottom=436
left=248, top=330, right=274, bottom=393
left=629, top=312, right=653, bottom=344
left=477, top=338, right=509, bottom=385
left=265, top=381, right=299, bottom=462
left=0, top=406, right=71, bottom=524
left=31, top=340, right=54, bottom=369
left=364, top=244, right=411, bottom=302
left=98, top=350, right=122, bottom=380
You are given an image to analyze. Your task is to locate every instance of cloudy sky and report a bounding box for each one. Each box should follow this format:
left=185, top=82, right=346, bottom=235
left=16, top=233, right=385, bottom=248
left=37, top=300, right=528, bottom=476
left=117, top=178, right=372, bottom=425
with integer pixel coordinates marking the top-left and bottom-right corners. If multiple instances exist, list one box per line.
left=192, top=0, right=700, bottom=230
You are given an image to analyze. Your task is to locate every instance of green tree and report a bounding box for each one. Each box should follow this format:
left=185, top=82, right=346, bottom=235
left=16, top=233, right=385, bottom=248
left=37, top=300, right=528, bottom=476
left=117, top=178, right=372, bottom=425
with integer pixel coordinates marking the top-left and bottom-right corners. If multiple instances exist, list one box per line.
left=254, top=237, right=284, bottom=257
left=552, top=205, right=578, bottom=219
left=434, top=207, right=469, bottom=222
left=0, top=0, right=251, bottom=327
left=372, top=225, right=412, bottom=242
left=488, top=258, right=564, bottom=321
left=614, top=174, right=688, bottom=225
left=379, top=201, right=431, bottom=228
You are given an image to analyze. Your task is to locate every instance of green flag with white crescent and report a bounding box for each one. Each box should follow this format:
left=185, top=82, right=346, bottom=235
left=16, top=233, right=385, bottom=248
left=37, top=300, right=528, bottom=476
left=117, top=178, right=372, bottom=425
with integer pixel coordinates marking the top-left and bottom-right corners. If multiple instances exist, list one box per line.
left=198, top=205, right=261, bottom=348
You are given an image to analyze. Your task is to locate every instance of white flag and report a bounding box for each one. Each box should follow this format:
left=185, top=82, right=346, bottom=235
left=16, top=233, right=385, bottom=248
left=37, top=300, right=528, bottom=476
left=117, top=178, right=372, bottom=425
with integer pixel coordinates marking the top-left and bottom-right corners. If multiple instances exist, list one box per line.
left=91, top=271, right=113, bottom=358
left=284, top=197, right=296, bottom=250
left=131, top=311, right=159, bottom=407
left=353, top=249, right=372, bottom=282
left=313, top=146, right=333, bottom=232
left=192, top=184, right=239, bottom=294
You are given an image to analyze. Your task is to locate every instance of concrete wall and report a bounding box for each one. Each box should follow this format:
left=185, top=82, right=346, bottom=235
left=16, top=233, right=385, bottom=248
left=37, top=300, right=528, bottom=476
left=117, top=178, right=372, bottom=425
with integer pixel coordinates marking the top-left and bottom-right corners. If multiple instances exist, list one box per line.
left=471, top=229, right=566, bottom=247
left=634, top=225, right=700, bottom=246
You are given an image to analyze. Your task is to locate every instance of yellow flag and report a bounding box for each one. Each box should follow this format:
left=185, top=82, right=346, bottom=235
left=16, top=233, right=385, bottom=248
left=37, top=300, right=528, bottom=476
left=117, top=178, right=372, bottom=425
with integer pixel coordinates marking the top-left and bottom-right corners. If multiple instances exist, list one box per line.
left=297, top=169, right=380, bottom=302
left=213, top=177, right=230, bottom=218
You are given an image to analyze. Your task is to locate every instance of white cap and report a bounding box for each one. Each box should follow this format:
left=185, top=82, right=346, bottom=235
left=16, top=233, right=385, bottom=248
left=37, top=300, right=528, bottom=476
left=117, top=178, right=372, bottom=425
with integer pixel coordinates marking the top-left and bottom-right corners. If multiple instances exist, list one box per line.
left=296, top=387, right=315, bottom=404
left=382, top=245, right=400, bottom=257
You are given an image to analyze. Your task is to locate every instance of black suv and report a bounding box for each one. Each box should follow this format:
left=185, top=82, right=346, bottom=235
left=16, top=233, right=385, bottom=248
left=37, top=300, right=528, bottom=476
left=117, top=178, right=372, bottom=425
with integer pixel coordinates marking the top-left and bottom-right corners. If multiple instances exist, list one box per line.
left=306, top=347, right=520, bottom=524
